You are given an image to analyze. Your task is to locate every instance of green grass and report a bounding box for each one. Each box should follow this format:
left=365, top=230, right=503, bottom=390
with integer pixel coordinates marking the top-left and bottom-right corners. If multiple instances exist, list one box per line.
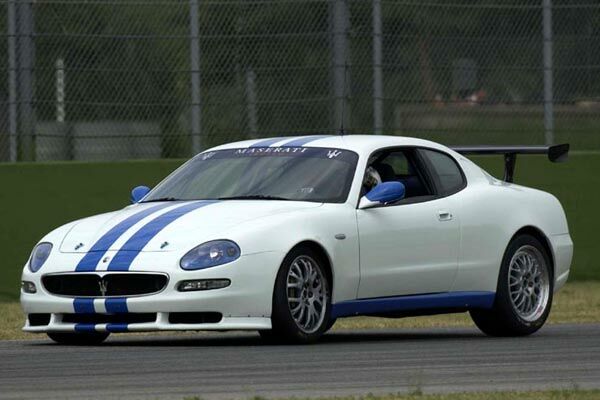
left=0, top=153, right=598, bottom=300
left=0, top=159, right=184, bottom=301
left=3, top=281, right=599, bottom=341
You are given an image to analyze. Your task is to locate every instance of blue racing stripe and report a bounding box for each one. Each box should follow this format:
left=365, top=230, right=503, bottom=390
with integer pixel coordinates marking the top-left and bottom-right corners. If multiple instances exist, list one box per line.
left=73, top=298, right=95, bottom=314
left=331, top=291, right=496, bottom=319
left=74, top=323, right=96, bottom=333
left=75, top=203, right=173, bottom=272
left=280, top=135, right=330, bottom=147
left=249, top=137, right=289, bottom=147
left=105, top=298, right=128, bottom=314
left=106, top=323, right=128, bottom=333
left=107, top=201, right=217, bottom=271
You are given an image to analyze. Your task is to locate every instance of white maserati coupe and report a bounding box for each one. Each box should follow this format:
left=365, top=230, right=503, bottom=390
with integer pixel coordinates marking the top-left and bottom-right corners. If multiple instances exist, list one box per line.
left=20, top=135, right=573, bottom=344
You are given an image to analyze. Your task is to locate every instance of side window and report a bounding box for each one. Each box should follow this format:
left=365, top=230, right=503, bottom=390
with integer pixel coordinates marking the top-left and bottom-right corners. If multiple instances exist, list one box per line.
left=419, top=149, right=465, bottom=195
left=364, top=150, right=433, bottom=199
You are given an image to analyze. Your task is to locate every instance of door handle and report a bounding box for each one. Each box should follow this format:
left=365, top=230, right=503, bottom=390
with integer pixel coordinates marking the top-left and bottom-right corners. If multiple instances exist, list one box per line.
left=438, top=210, right=453, bottom=221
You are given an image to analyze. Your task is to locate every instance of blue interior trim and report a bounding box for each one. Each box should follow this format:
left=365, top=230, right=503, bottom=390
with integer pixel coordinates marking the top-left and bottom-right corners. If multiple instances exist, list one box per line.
left=74, top=323, right=96, bottom=333
left=105, top=298, right=128, bottom=314
left=73, top=298, right=95, bottom=314
left=280, top=135, right=330, bottom=147
left=331, top=291, right=496, bottom=319
left=249, top=137, right=288, bottom=147
left=107, top=201, right=217, bottom=271
left=75, top=203, right=172, bottom=272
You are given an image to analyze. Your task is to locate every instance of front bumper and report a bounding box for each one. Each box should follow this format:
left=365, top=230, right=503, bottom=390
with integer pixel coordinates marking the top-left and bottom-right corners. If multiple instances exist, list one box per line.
left=23, top=314, right=271, bottom=333
left=21, top=251, right=283, bottom=333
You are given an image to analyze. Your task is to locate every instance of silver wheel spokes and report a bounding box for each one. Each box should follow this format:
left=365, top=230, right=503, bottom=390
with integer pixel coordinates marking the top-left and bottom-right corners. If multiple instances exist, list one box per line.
left=287, top=256, right=327, bottom=334
left=508, top=245, right=550, bottom=322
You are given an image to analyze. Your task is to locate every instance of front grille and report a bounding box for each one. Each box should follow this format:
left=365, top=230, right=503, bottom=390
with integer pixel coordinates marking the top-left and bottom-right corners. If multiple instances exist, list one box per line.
left=42, top=273, right=168, bottom=297
left=63, top=313, right=157, bottom=324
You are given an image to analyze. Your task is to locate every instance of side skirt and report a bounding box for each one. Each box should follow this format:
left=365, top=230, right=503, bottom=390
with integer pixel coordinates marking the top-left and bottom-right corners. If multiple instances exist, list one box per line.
left=331, top=291, right=495, bottom=319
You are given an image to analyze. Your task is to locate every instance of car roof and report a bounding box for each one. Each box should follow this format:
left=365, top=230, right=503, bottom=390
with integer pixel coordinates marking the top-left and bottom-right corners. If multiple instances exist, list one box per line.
left=207, top=134, right=454, bottom=157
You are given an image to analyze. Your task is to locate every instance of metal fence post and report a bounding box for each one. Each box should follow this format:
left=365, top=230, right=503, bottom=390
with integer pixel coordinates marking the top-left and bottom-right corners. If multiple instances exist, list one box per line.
left=245, top=68, right=258, bottom=138
left=331, top=0, right=348, bottom=133
left=372, top=0, right=383, bottom=135
left=189, top=0, right=202, bottom=154
left=7, top=0, right=17, bottom=162
left=16, top=0, right=36, bottom=161
left=542, top=0, right=554, bottom=145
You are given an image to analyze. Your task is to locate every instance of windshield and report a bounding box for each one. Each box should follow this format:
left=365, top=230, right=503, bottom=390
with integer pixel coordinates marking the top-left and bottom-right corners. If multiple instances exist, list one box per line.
left=143, top=147, right=359, bottom=203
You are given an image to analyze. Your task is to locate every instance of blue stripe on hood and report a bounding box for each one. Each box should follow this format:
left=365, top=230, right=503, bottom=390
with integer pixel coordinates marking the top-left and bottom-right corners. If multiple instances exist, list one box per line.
left=75, top=203, right=172, bottom=272
left=107, top=201, right=217, bottom=271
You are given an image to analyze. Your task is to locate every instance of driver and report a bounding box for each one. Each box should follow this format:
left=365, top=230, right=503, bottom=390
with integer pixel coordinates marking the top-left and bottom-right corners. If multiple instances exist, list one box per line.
left=362, top=166, right=382, bottom=193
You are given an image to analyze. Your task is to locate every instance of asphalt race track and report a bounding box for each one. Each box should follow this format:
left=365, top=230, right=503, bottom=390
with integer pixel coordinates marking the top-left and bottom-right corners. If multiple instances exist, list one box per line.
left=1, top=324, right=600, bottom=400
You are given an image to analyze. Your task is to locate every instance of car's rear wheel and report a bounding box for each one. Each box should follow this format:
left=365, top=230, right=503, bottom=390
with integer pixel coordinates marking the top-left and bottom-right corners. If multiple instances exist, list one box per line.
left=47, top=332, right=109, bottom=345
left=262, top=246, right=332, bottom=344
left=470, top=234, right=553, bottom=336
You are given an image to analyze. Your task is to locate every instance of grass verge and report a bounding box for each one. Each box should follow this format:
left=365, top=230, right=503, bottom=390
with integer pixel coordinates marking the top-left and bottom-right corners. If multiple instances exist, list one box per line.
left=2, top=281, right=599, bottom=341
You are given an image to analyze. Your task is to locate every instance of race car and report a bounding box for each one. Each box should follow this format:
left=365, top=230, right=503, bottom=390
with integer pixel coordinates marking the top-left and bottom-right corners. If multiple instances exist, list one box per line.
left=20, top=135, right=573, bottom=344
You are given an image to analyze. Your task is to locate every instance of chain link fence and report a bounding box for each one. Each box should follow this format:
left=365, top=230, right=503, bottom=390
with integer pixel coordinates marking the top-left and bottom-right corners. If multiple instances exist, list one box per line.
left=0, top=0, right=599, bottom=162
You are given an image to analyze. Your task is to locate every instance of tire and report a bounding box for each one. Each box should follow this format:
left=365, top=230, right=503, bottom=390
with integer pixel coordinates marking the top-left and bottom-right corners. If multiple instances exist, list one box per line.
left=263, top=245, right=332, bottom=344
left=324, top=317, right=337, bottom=332
left=47, top=332, right=110, bottom=345
left=470, top=234, right=553, bottom=337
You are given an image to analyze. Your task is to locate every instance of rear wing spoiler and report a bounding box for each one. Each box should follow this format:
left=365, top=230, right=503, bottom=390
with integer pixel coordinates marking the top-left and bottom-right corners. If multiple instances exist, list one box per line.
left=450, top=143, right=569, bottom=183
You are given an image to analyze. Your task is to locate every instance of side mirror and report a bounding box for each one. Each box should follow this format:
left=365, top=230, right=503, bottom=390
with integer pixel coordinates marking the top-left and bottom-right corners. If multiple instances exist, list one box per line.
left=359, top=181, right=405, bottom=209
left=130, top=185, right=151, bottom=204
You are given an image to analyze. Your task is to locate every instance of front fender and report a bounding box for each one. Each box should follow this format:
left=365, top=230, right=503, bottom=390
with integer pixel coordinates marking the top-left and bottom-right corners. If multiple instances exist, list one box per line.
left=225, top=203, right=360, bottom=303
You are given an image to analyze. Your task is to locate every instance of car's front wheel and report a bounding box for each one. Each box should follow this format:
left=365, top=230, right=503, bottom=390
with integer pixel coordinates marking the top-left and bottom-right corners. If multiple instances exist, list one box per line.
left=262, top=246, right=332, bottom=344
left=47, top=332, right=110, bottom=345
left=470, top=234, right=553, bottom=336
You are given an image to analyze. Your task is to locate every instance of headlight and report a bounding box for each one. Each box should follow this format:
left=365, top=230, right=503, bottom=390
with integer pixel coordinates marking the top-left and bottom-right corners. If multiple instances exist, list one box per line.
left=180, top=240, right=241, bottom=270
left=29, top=242, right=53, bottom=273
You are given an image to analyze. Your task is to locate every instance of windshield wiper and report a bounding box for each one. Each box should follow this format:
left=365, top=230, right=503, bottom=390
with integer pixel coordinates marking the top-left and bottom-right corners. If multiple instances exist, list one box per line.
left=217, top=195, right=292, bottom=201
left=141, top=197, right=180, bottom=203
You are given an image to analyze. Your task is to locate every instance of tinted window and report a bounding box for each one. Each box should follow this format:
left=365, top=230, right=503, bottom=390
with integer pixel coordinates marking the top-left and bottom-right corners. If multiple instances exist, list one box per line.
left=420, top=149, right=465, bottom=194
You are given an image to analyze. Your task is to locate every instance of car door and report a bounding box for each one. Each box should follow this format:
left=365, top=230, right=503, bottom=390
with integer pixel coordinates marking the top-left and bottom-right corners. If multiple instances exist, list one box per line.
left=356, top=147, right=464, bottom=299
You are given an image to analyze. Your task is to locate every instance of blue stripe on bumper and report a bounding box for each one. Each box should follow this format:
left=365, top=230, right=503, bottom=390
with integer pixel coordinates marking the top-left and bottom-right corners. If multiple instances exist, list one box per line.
left=106, top=323, right=128, bottom=333
left=74, top=323, right=96, bottom=333
left=73, top=298, right=95, bottom=314
left=105, top=298, right=128, bottom=314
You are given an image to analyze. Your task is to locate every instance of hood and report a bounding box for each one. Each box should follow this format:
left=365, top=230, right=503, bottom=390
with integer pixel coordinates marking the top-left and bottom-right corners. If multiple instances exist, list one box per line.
left=59, top=200, right=321, bottom=253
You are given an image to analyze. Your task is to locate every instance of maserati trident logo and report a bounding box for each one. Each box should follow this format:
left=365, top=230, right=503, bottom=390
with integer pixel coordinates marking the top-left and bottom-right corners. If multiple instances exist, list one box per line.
left=327, top=150, right=342, bottom=159
left=98, top=279, right=108, bottom=297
